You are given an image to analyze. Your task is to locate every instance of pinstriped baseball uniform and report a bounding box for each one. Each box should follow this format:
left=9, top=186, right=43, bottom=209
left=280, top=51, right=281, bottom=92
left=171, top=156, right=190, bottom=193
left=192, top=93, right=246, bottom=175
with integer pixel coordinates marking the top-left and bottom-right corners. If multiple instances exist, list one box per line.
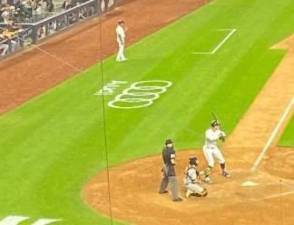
left=203, top=128, right=226, bottom=167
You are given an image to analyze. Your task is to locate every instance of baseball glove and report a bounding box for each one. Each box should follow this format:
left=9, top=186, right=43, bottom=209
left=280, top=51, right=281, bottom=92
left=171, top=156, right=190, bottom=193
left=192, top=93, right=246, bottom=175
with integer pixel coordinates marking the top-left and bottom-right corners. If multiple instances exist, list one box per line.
left=219, top=135, right=225, bottom=142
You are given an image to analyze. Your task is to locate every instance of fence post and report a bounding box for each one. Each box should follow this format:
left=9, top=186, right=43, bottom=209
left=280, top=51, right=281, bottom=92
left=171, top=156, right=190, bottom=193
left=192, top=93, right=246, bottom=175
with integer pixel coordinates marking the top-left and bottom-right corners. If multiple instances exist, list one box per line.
left=32, top=24, right=38, bottom=43
left=96, top=0, right=102, bottom=15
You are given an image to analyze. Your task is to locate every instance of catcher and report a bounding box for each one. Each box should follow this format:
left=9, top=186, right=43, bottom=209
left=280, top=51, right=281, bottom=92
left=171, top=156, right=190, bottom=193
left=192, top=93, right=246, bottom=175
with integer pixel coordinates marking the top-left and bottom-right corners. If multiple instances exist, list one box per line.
left=184, top=156, right=208, bottom=198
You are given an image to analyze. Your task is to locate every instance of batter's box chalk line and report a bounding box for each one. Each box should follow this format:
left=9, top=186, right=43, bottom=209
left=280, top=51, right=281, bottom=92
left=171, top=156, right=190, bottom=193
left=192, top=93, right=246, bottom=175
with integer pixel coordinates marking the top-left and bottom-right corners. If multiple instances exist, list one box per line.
left=192, top=28, right=237, bottom=55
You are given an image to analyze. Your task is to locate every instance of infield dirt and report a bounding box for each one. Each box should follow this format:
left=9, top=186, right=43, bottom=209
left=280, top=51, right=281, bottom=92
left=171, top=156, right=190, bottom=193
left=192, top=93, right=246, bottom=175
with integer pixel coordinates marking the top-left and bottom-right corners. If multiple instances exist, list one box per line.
left=83, top=36, right=294, bottom=225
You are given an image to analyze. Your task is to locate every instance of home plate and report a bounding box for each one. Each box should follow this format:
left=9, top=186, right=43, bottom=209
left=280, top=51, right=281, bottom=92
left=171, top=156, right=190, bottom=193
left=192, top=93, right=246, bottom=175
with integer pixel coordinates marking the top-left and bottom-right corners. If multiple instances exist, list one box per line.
left=241, top=180, right=259, bottom=187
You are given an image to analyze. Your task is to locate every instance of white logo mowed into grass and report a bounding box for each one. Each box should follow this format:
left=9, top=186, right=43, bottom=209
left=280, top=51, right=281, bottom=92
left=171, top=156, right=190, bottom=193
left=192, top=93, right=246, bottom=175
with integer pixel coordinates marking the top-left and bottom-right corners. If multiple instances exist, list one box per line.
left=0, top=216, right=61, bottom=225
left=108, top=80, right=172, bottom=109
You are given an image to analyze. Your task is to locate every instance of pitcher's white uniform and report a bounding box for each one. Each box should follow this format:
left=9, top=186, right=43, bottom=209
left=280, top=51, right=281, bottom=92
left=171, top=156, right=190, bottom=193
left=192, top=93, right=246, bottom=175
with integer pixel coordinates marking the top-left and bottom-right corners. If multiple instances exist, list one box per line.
left=203, top=128, right=226, bottom=167
left=116, top=22, right=127, bottom=62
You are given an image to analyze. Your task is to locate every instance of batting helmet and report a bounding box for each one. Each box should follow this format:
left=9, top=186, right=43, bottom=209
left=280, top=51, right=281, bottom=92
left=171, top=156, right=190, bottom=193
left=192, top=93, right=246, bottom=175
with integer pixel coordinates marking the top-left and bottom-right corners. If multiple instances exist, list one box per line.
left=211, top=120, right=220, bottom=127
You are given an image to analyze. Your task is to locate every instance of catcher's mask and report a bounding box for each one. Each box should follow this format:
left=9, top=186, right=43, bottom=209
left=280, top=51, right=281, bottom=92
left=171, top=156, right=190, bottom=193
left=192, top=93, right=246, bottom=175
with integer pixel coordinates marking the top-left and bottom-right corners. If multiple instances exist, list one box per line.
left=189, top=156, right=199, bottom=166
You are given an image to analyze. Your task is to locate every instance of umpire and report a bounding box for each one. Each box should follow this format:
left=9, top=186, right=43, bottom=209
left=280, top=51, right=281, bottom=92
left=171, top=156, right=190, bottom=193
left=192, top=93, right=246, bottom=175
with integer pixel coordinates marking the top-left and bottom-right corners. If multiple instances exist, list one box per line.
left=159, top=139, right=182, bottom=202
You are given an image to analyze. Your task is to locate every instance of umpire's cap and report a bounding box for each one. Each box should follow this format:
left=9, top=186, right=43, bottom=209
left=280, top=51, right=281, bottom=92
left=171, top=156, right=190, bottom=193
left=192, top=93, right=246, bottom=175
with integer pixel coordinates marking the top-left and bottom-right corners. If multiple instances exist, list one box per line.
left=165, top=139, right=173, bottom=145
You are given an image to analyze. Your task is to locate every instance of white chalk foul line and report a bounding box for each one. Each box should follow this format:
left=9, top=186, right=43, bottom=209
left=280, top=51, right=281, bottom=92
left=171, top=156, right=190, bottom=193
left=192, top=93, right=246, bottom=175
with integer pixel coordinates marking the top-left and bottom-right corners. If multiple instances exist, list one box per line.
left=34, top=45, right=82, bottom=73
left=251, top=97, right=294, bottom=172
left=247, top=190, right=294, bottom=202
left=15, top=35, right=83, bottom=73
left=192, top=28, right=236, bottom=55
left=263, top=190, right=294, bottom=200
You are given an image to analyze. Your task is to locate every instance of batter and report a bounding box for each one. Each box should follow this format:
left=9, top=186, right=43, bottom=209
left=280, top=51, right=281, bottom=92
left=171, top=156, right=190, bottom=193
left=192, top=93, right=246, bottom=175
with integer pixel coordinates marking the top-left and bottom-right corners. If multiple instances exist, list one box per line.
left=203, top=120, right=230, bottom=183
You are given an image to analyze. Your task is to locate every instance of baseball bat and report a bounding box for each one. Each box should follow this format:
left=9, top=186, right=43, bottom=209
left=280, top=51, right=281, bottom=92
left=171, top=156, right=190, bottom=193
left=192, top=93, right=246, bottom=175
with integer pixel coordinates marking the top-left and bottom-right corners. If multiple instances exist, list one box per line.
left=211, top=112, right=218, bottom=122
left=211, top=112, right=225, bottom=130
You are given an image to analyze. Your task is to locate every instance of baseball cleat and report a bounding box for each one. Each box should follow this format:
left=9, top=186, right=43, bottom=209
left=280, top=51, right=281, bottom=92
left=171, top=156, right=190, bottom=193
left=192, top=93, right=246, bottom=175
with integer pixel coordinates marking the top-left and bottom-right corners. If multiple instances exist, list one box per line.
left=173, top=197, right=183, bottom=202
left=192, top=193, right=202, bottom=197
left=222, top=171, right=231, bottom=178
left=202, top=191, right=208, bottom=197
left=185, top=190, right=192, bottom=198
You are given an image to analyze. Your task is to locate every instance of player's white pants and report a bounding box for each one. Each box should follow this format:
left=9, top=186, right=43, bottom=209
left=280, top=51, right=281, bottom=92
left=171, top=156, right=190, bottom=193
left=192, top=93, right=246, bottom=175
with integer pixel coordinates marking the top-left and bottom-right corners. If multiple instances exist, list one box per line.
left=186, top=183, right=205, bottom=194
left=203, top=145, right=225, bottom=167
left=0, top=44, right=9, bottom=56
left=116, top=42, right=126, bottom=61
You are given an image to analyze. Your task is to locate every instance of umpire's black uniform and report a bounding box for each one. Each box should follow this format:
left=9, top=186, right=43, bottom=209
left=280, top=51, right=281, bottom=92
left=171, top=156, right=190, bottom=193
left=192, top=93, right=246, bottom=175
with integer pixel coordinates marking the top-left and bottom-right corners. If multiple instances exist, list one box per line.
left=159, top=139, right=182, bottom=201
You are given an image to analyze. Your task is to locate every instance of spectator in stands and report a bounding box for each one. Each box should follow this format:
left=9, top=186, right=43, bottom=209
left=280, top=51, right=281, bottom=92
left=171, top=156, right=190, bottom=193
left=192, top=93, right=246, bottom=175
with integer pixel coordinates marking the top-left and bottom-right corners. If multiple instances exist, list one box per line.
left=19, top=0, right=33, bottom=21
left=0, top=31, right=9, bottom=56
left=45, top=0, right=54, bottom=12
left=4, top=21, right=22, bottom=49
left=0, top=21, right=22, bottom=56
left=37, top=24, right=46, bottom=39
left=48, top=20, right=56, bottom=34
left=0, top=4, right=5, bottom=22
left=1, top=5, right=11, bottom=23
left=1, top=1, right=34, bottom=23
left=62, top=0, right=73, bottom=10
left=103, top=0, right=109, bottom=12
left=7, top=19, right=23, bottom=33
left=32, top=0, right=42, bottom=19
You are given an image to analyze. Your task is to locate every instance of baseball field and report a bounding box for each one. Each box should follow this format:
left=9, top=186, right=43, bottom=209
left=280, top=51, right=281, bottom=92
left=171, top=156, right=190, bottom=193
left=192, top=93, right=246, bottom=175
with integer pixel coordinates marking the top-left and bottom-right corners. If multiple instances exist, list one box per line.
left=0, top=0, right=294, bottom=225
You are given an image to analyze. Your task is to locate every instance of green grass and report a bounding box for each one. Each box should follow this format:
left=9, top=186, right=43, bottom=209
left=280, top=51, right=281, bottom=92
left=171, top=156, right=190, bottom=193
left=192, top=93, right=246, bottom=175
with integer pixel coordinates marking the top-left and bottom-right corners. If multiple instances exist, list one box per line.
left=0, top=0, right=294, bottom=224
left=279, top=115, right=294, bottom=147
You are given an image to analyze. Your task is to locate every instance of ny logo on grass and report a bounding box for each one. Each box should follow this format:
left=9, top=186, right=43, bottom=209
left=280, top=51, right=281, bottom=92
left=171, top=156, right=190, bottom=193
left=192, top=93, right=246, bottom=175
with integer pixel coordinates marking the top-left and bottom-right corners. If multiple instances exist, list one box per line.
left=0, top=215, right=61, bottom=225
